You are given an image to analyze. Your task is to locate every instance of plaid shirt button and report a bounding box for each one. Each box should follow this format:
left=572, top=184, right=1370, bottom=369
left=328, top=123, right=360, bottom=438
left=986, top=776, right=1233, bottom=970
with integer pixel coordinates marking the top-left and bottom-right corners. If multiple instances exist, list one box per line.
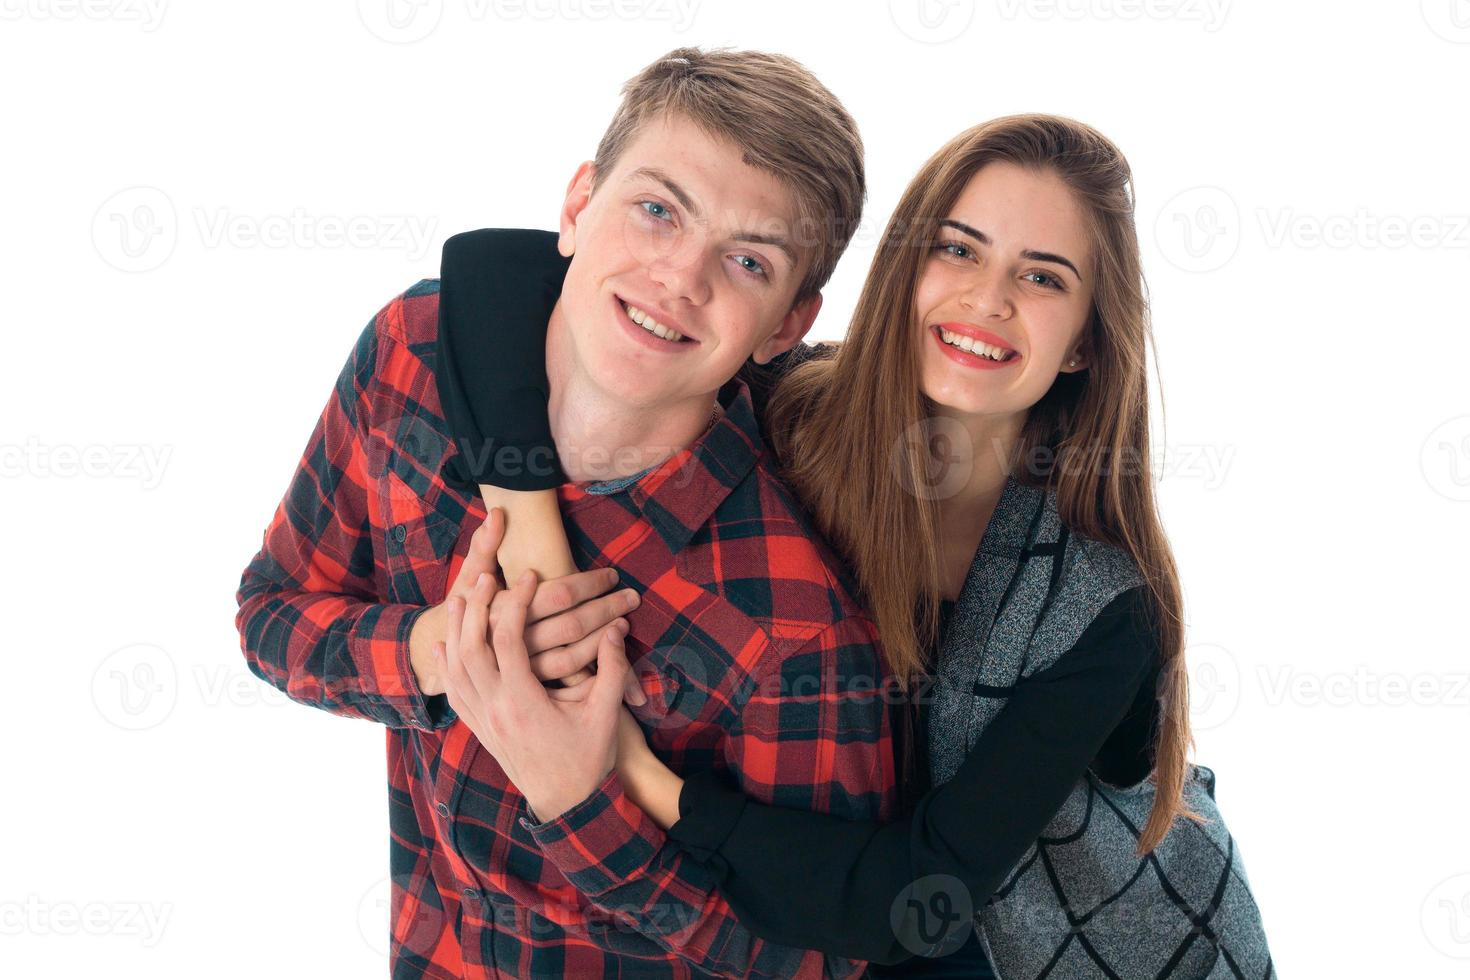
left=436, top=802, right=450, bottom=817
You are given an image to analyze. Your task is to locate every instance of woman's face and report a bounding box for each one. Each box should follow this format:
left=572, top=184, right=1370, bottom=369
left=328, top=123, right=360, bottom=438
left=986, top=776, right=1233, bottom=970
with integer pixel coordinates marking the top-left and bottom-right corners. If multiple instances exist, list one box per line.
left=914, top=161, right=1095, bottom=421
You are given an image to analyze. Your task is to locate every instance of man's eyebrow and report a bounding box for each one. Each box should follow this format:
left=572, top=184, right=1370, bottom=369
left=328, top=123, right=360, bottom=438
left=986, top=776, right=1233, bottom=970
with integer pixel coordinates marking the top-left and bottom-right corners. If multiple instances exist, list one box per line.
left=734, top=232, right=797, bottom=269
left=627, top=167, right=701, bottom=219
left=628, top=166, right=799, bottom=270
left=938, top=218, right=1083, bottom=283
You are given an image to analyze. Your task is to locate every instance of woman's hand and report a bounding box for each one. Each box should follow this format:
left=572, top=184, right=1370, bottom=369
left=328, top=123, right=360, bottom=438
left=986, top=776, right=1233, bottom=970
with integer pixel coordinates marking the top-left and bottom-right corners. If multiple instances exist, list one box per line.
left=434, top=567, right=635, bottom=824
left=616, top=705, right=652, bottom=764
left=478, top=484, right=578, bottom=589
left=613, top=706, right=685, bottom=832
left=410, top=509, right=645, bottom=706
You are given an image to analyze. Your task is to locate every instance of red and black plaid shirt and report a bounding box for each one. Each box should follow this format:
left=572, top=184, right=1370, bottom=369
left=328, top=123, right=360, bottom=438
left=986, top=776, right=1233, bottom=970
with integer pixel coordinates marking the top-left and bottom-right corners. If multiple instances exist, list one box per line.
left=235, top=279, right=898, bottom=978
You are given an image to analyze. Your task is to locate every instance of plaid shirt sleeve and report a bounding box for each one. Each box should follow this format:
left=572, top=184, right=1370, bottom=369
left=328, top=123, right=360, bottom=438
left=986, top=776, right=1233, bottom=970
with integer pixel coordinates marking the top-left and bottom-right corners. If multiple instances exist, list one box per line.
left=234, top=305, right=453, bottom=732
left=524, top=614, right=896, bottom=979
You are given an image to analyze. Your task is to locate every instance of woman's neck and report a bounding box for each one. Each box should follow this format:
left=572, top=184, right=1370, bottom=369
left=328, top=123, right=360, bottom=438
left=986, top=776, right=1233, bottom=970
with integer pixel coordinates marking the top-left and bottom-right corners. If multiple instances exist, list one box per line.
left=931, top=404, right=1023, bottom=528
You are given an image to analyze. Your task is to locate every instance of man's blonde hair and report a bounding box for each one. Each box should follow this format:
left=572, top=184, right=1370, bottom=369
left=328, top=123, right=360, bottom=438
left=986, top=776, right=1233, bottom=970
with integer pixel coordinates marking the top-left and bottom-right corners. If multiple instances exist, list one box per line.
left=591, top=46, right=865, bottom=306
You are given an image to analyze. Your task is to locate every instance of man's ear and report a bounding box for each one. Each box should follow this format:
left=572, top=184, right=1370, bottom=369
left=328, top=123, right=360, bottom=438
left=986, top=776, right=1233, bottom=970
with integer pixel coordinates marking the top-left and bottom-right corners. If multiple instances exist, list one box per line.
left=557, top=161, right=597, bottom=258
left=752, top=292, right=823, bottom=365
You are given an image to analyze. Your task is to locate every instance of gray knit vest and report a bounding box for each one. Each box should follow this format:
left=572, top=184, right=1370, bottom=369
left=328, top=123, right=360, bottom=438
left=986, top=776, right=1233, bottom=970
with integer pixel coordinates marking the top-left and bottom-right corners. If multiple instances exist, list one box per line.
left=922, top=476, right=1276, bottom=979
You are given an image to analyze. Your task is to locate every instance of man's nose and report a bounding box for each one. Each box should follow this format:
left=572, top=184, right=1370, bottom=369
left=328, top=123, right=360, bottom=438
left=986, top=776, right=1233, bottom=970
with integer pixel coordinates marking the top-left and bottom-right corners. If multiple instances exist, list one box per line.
left=646, top=232, right=713, bottom=307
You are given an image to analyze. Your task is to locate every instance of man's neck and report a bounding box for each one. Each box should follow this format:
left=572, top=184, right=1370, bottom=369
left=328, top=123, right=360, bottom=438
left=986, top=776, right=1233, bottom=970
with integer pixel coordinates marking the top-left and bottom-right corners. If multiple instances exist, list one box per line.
left=545, top=298, right=721, bottom=484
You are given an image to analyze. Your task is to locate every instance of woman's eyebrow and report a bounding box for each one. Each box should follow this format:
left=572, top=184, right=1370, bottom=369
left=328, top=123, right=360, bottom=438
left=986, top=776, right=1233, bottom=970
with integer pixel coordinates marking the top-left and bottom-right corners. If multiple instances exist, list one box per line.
left=938, top=217, right=1082, bottom=283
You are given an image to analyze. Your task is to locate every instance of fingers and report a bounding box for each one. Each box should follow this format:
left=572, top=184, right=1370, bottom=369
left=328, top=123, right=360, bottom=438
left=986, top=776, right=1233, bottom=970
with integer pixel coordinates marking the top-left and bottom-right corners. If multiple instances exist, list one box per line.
left=445, top=589, right=465, bottom=665
left=453, top=509, right=506, bottom=599
left=459, top=570, right=502, bottom=686
left=590, top=625, right=632, bottom=718
left=525, top=566, right=622, bottom=625
left=488, top=571, right=539, bottom=690
left=528, top=618, right=628, bottom=683
left=524, top=586, right=641, bottom=655
left=557, top=667, right=595, bottom=687
left=547, top=682, right=594, bottom=703
left=622, top=666, right=647, bottom=708
left=545, top=625, right=635, bottom=709
left=436, top=640, right=465, bottom=714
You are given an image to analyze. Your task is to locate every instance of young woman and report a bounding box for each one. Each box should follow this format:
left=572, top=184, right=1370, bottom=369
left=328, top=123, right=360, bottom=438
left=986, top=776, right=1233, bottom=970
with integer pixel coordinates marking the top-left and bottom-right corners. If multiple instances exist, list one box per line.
left=437, top=114, right=1273, bottom=977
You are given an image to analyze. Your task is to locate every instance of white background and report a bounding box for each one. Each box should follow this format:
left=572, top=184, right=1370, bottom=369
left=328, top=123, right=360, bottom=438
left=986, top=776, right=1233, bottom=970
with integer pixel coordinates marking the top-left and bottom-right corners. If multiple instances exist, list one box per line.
left=3, top=1, right=1468, bottom=976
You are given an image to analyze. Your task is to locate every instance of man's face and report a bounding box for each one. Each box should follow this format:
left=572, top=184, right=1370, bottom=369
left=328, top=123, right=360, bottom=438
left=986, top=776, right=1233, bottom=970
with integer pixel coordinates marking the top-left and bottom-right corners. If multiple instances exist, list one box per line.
left=552, top=111, right=822, bottom=412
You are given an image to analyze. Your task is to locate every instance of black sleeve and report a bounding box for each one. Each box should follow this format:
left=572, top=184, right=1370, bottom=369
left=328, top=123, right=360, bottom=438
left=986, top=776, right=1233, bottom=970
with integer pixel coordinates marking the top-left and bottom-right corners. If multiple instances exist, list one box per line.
left=665, top=586, right=1160, bottom=965
left=435, top=228, right=570, bottom=492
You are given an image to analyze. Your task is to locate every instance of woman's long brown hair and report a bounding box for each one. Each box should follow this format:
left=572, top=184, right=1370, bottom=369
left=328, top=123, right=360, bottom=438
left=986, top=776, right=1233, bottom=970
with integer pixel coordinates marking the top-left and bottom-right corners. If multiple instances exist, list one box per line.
left=766, top=113, right=1200, bottom=854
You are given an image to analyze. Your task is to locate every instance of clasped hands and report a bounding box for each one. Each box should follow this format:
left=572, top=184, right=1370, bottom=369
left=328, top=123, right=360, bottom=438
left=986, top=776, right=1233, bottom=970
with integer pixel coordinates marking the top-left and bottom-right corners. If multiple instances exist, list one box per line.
left=427, top=508, right=654, bottom=824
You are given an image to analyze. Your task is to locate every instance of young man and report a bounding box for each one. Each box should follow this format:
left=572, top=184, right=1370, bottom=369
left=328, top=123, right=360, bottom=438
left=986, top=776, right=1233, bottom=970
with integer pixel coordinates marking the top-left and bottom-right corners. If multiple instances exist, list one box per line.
left=235, top=47, right=895, bottom=978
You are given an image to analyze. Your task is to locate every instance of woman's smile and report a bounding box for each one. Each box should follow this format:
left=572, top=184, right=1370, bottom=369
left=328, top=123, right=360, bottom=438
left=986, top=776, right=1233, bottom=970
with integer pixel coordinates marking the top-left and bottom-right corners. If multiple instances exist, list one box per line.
left=929, top=322, right=1023, bottom=371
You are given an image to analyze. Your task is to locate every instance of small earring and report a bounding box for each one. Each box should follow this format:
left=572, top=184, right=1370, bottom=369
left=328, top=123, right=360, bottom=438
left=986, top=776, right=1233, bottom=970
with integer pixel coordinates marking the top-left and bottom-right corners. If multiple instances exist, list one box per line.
left=1068, top=359, right=1077, bottom=367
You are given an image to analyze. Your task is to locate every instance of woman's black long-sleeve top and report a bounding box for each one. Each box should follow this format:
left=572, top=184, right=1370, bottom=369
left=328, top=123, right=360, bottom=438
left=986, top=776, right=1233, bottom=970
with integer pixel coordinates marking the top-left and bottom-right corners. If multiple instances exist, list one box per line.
left=434, top=228, right=1163, bottom=968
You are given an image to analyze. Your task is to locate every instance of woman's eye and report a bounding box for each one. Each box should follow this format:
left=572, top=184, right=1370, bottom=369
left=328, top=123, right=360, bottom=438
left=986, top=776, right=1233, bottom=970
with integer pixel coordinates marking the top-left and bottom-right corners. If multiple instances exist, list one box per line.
left=937, top=240, right=973, bottom=260
left=1023, top=270, right=1064, bottom=290
left=734, top=254, right=767, bottom=279
left=639, top=201, right=673, bottom=222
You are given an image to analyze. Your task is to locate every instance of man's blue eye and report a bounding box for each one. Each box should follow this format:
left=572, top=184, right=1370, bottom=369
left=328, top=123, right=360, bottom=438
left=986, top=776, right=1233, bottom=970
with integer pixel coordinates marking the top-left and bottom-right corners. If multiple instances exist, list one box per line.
left=736, top=255, right=767, bottom=278
left=641, top=201, right=672, bottom=221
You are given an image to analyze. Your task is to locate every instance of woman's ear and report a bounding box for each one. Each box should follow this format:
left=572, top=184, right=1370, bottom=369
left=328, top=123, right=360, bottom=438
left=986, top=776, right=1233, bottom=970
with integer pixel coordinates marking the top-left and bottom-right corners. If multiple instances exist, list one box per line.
left=558, top=161, right=597, bottom=258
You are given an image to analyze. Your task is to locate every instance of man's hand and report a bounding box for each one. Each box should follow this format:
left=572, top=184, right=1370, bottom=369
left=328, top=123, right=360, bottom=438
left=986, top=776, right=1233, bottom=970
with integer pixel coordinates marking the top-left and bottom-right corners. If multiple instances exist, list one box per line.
left=434, top=567, right=634, bottom=823
left=408, top=509, right=643, bottom=702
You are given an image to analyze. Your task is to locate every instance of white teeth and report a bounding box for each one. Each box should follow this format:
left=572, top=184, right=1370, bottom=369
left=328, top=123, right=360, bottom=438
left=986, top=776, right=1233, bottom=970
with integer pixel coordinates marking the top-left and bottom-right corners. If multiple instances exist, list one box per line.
left=623, top=302, right=685, bottom=342
left=939, top=328, right=1013, bottom=362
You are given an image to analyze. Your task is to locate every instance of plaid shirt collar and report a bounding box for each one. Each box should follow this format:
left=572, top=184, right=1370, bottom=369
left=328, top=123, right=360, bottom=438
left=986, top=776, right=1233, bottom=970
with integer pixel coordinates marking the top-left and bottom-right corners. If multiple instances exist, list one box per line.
left=557, top=375, right=763, bottom=554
